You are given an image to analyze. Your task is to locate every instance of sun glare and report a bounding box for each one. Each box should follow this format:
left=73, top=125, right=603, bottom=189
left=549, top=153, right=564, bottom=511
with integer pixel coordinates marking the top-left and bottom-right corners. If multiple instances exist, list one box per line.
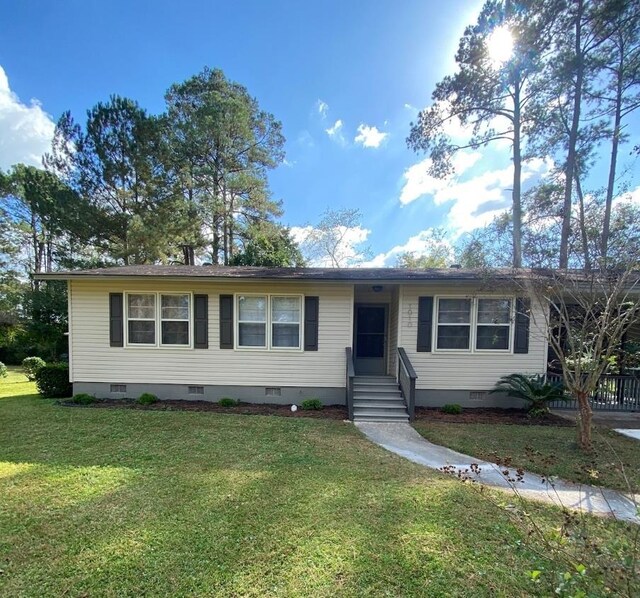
left=486, top=26, right=514, bottom=65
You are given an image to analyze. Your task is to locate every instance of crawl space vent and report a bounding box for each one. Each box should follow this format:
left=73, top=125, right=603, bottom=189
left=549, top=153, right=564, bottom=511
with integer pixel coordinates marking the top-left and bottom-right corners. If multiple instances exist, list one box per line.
left=110, top=384, right=127, bottom=393
left=265, top=387, right=282, bottom=397
left=188, top=386, right=205, bottom=395
left=469, top=391, right=487, bottom=401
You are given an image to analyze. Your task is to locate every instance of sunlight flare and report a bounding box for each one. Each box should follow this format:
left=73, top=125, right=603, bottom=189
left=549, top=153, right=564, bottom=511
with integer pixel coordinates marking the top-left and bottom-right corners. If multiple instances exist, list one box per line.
left=486, top=26, right=514, bottom=65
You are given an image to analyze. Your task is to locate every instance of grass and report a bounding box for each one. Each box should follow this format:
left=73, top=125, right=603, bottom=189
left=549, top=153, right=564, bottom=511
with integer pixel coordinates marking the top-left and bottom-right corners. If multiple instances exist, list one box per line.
left=413, top=420, right=640, bottom=491
left=0, top=367, right=637, bottom=596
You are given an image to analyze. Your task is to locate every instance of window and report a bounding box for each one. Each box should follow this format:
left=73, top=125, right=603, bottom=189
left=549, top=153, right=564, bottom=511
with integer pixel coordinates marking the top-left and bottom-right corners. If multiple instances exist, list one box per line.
left=434, top=297, right=513, bottom=352
left=238, top=295, right=267, bottom=347
left=476, top=298, right=511, bottom=351
left=436, top=298, right=471, bottom=350
left=127, top=294, right=156, bottom=345
left=236, top=294, right=303, bottom=350
left=125, top=292, right=192, bottom=347
left=271, top=296, right=301, bottom=348
left=161, top=294, right=190, bottom=346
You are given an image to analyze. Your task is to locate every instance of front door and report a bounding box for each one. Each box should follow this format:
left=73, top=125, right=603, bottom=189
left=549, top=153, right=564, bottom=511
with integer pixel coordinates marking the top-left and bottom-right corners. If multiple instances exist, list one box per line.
left=354, top=304, right=387, bottom=375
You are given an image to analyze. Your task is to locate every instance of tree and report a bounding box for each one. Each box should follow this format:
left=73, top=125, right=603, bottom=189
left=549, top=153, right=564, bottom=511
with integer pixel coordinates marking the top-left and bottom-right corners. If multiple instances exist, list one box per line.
left=596, top=0, right=640, bottom=262
left=45, top=97, right=189, bottom=265
left=396, top=229, right=452, bottom=268
left=164, top=67, right=285, bottom=265
left=521, top=268, right=640, bottom=450
left=298, top=208, right=370, bottom=267
left=0, top=164, right=84, bottom=277
left=408, top=0, right=556, bottom=268
left=229, top=223, right=305, bottom=267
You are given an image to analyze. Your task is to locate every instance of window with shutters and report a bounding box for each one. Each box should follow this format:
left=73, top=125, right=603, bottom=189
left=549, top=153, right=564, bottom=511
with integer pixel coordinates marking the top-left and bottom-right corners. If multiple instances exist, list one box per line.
left=434, top=296, right=514, bottom=353
left=124, top=292, right=192, bottom=348
left=127, top=294, right=156, bottom=345
left=236, top=294, right=303, bottom=350
left=160, top=294, right=190, bottom=346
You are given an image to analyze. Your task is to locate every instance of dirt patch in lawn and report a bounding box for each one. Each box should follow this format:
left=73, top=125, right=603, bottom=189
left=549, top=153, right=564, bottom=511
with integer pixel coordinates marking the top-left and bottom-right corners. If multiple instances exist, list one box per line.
left=415, top=407, right=573, bottom=426
left=57, top=398, right=349, bottom=420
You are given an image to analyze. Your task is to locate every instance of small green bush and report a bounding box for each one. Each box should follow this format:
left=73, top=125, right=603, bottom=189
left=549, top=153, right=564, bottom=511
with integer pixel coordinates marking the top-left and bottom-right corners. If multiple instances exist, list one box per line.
left=0, top=362, right=7, bottom=378
left=218, top=397, right=238, bottom=407
left=34, top=363, right=72, bottom=398
left=301, top=398, right=323, bottom=411
left=22, top=356, right=46, bottom=381
left=441, top=403, right=463, bottom=415
left=137, top=393, right=159, bottom=405
left=70, top=393, right=95, bottom=405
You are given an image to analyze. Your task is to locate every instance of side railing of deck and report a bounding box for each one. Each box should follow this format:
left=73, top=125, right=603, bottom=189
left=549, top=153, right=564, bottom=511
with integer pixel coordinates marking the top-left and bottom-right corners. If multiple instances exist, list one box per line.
left=397, top=347, right=417, bottom=421
left=547, top=372, right=640, bottom=411
left=345, top=347, right=355, bottom=420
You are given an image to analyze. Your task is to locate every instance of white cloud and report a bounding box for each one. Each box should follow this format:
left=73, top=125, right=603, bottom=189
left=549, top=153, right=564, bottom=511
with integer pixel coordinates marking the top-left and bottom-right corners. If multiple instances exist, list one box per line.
left=291, top=224, right=371, bottom=267
left=354, top=124, right=388, bottom=148
left=362, top=228, right=455, bottom=267
left=316, top=99, right=329, bottom=118
left=400, top=153, right=553, bottom=235
left=614, top=185, right=640, bottom=207
left=325, top=119, right=346, bottom=145
left=0, top=65, right=55, bottom=170
left=399, top=151, right=482, bottom=205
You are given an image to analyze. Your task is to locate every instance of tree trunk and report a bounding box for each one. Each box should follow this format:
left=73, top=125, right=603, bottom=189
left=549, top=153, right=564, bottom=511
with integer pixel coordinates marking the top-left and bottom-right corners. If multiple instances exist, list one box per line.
left=512, top=77, right=523, bottom=268
left=574, top=175, right=591, bottom=271
left=576, top=390, right=593, bottom=451
left=559, top=0, right=584, bottom=269
left=602, top=50, right=624, bottom=264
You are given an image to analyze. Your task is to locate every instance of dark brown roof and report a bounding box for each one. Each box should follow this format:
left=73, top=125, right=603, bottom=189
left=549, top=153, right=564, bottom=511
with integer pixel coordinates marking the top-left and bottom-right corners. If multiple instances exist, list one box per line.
left=35, top=264, right=532, bottom=282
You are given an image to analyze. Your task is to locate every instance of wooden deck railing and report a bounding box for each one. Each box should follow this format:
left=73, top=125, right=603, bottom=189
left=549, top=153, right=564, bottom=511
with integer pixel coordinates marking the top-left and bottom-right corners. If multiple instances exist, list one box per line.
left=547, top=372, right=640, bottom=411
left=397, top=347, right=417, bottom=421
left=345, top=347, right=355, bottom=420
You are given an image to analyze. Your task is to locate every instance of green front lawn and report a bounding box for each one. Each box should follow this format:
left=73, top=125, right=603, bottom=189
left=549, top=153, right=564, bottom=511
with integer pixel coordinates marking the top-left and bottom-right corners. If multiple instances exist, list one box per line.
left=0, top=371, right=637, bottom=596
left=413, top=420, right=640, bottom=492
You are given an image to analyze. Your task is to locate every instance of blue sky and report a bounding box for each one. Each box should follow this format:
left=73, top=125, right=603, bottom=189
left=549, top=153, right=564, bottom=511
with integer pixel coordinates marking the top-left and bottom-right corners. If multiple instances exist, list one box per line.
left=1, top=0, right=638, bottom=265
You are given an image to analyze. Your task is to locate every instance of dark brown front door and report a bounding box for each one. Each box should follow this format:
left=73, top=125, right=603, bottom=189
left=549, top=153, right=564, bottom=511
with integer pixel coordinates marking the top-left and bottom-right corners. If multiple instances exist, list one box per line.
left=354, top=304, right=387, bottom=375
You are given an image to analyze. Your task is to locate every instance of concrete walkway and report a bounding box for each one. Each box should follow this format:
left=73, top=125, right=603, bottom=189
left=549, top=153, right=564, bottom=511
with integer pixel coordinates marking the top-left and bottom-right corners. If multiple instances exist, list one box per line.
left=356, top=422, right=640, bottom=523
left=616, top=429, right=640, bottom=441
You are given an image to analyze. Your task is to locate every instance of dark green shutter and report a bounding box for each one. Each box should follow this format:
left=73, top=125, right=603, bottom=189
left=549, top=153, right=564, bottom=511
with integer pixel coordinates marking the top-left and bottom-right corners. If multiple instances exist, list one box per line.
left=219, top=294, right=233, bottom=349
left=304, top=296, right=319, bottom=351
left=417, top=296, right=433, bottom=352
left=194, top=294, right=208, bottom=349
left=514, top=297, right=530, bottom=354
left=109, top=293, right=124, bottom=347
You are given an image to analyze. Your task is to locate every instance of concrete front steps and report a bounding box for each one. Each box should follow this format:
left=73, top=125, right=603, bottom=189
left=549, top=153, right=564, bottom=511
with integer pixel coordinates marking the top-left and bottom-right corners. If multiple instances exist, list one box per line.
left=353, top=375, right=410, bottom=422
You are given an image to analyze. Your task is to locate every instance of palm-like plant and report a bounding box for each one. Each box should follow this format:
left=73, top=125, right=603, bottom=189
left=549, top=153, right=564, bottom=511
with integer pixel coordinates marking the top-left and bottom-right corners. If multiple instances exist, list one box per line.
left=490, top=374, right=568, bottom=415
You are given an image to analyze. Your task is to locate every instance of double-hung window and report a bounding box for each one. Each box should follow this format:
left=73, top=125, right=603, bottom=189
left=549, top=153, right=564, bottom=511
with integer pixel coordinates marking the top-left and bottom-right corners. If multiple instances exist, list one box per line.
left=127, top=294, right=156, bottom=345
left=436, top=298, right=472, bottom=350
left=476, top=298, right=511, bottom=350
left=236, top=294, right=302, bottom=349
left=125, top=292, right=191, bottom=347
left=271, top=296, right=301, bottom=348
left=237, top=295, right=267, bottom=348
left=160, top=294, right=190, bottom=346
left=435, top=297, right=513, bottom=352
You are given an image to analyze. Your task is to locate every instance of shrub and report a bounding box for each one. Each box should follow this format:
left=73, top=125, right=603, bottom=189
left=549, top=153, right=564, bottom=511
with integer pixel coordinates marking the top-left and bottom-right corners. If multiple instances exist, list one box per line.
left=34, top=363, right=72, bottom=398
left=0, top=362, right=7, bottom=378
left=490, top=373, right=568, bottom=415
left=301, top=398, right=323, bottom=410
left=137, top=393, right=159, bottom=405
left=22, top=356, right=46, bottom=381
left=218, top=397, right=238, bottom=407
left=70, top=393, right=95, bottom=405
left=441, top=403, right=463, bottom=415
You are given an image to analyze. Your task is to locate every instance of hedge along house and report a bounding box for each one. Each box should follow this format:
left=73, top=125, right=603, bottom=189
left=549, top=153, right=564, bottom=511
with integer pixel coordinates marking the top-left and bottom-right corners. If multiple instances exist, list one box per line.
left=38, top=266, right=547, bottom=422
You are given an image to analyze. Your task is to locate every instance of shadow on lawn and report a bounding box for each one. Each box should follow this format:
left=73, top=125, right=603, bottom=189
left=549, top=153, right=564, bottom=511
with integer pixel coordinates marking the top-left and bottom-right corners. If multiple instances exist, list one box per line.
left=0, top=397, right=556, bottom=596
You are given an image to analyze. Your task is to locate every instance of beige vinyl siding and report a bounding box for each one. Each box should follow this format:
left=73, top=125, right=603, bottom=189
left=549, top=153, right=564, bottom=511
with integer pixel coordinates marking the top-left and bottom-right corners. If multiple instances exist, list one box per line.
left=70, top=279, right=352, bottom=387
left=399, top=284, right=548, bottom=390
